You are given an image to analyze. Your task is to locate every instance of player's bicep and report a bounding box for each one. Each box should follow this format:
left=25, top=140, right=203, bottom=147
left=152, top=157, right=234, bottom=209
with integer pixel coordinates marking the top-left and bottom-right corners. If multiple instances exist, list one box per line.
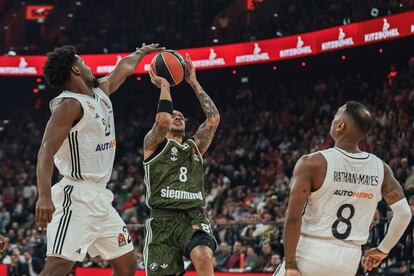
left=381, top=162, right=405, bottom=205
left=193, top=121, right=218, bottom=155
left=286, top=157, right=313, bottom=216
left=143, top=122, right=169, bottom=157
left=39, top=99, right=83, bottom=155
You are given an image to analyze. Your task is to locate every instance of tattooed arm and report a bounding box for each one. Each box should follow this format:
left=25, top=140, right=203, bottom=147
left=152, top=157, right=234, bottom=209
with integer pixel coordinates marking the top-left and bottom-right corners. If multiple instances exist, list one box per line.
left=143, top=68, right=172, bottom=160
left=185, top=54, right=220, bottom=155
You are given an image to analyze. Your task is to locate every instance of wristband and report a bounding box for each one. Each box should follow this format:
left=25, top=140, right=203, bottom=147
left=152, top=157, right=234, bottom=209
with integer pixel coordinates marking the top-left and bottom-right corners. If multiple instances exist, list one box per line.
left=157, top=100, right=173, bottom=115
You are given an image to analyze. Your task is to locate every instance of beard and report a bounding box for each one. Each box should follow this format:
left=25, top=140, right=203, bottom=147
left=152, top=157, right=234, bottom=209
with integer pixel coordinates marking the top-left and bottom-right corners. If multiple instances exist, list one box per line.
left=171, top=126, right=185, bottom=134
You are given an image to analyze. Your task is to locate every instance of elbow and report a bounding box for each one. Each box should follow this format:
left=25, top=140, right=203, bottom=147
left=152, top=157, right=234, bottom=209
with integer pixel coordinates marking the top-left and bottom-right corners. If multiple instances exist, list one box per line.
left=208, top=115, right=220, bottom=126
left=156, top=113, right=172, bottom=130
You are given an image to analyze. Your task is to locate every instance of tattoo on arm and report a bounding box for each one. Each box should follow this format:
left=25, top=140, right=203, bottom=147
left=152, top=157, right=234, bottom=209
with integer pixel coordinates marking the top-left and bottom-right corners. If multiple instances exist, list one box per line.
left=194, top=121, right=218, bottom=154
left=144, top=122, right=168, bottom=152
left=382, top=163, right=405, bottom=205
left=195, top=91, right=219, bottom=119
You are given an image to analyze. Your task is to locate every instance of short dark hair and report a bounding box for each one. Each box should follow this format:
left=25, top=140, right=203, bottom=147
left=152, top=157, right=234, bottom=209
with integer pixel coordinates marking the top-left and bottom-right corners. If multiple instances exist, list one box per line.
left=344, top=101, right=375, bottom=135
left=43, top=45, right=77, bottom=89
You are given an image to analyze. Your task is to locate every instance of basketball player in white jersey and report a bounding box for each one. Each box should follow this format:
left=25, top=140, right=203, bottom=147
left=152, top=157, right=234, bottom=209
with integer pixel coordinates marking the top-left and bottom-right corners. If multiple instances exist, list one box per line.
left=35, top=43, right=164, bottom=276
left=275, top=101, right=412, bottom=276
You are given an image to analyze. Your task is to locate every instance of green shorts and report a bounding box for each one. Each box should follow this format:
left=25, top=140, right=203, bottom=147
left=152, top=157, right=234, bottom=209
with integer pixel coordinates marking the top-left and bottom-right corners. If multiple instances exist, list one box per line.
left=143, top=208, right=217, bottom=276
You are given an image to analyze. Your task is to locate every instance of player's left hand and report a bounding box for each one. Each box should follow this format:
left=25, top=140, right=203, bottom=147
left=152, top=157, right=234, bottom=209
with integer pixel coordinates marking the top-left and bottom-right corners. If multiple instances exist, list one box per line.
left=361, top=248, right=387, bottom=271
left=184, top=53, right=197, bottom=84
left=137, top=43, right=165, bottom=55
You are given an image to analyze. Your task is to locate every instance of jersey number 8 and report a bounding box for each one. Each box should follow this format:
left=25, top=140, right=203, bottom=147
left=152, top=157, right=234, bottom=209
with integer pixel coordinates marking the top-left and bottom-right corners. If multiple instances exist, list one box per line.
left=331, top=204, right=355, bottom=240
left=179, top=167, right=188, bottom=182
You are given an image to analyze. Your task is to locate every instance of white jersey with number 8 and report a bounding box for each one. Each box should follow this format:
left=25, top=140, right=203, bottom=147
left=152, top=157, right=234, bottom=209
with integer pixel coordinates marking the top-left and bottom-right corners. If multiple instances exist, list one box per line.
left=301, top=147, right=384, bottom=246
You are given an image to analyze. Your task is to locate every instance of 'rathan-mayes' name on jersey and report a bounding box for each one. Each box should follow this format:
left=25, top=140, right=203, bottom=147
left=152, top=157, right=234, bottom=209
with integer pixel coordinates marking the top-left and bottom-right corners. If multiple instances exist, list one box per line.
left=333, top=171, right=379, bottom=186
left=160, top=187, right=203, bottom=200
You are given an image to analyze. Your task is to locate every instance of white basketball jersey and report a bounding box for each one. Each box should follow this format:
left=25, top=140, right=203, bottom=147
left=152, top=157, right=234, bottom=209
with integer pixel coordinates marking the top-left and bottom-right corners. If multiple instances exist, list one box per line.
left=301, top=147, right=384, bottom=246
left=50, top=88, right=116, bottom=186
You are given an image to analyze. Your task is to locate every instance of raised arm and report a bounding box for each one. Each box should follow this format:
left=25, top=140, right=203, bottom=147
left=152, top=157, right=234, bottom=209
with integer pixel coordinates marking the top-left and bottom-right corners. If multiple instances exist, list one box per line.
left=361, top=162, right=411, bottom=271
left=143, top=68, right=172, bottom=160
left=98, top=43, right=165, bottom=96
left=36, top=99, right=83, bottom=229
left=185, top=54, right=220, bottom=155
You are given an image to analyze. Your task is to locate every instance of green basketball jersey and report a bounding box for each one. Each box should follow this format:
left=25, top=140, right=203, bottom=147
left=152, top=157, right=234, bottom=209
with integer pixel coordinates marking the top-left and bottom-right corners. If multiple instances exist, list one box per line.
left=143, top=138, right=205, bottom=209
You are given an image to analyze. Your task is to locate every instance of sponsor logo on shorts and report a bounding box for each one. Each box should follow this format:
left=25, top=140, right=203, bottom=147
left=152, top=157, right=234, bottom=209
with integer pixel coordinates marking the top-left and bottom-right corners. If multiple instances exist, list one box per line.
left=118, top=233, right=127, bottom=247
left=149, top=263, right=158, bottom=272
left=333, top=189, right=374, bottom=199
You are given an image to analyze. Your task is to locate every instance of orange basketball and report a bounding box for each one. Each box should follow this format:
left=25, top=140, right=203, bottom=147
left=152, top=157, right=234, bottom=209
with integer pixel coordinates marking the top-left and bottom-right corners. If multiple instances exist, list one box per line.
left=151, top=50, right=186, bottom=86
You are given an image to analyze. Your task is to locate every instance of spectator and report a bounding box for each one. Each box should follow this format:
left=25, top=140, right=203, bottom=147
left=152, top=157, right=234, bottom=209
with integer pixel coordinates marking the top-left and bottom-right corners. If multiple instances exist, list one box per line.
left=227, top=241, right=243, bottom=270
left=263, top=253, right=282, bottom=273
left=257, top=242, right=274, bottom=272
left=214, top=241, right=230, bottom=272
left=244, top=246, right=259, bottom=272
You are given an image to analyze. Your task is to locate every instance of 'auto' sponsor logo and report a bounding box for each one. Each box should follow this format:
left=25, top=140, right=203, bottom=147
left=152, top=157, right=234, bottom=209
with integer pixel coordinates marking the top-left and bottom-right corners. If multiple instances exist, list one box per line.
left=333, top=189, right=374, bottom=199
left=95, top=139, right=116, bottom=151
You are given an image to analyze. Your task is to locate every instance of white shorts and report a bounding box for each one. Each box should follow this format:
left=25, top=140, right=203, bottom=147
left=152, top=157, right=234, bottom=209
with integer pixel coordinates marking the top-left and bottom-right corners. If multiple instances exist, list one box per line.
left=46, top=179, right=134, bottom=262
left=274, top=236, right=361, bottom=276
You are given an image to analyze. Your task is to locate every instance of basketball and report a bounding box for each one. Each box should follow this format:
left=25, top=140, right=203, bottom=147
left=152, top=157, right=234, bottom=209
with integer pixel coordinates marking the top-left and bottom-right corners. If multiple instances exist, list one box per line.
left=151, top=50, right=186, bottom=86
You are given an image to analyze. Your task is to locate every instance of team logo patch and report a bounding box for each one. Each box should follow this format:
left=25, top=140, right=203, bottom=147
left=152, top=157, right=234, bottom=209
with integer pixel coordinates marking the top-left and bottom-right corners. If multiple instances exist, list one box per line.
left=149, top=263, right=158, bottom=272
left=118, top=233, right=127, bottom=247
left=86, top=101, right=95, bottom=111
left=171, top=147, right=178, bottom=161
left=192, top=147, right=200, bottom=162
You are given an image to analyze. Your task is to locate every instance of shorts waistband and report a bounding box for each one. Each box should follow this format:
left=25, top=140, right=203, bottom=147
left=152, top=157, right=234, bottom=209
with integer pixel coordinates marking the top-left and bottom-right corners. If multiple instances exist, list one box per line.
left=150, top=207, right=203, bottom=217
left=300, top=234, right=361, bottom=249
left=58, top=177, right=107, bottom=190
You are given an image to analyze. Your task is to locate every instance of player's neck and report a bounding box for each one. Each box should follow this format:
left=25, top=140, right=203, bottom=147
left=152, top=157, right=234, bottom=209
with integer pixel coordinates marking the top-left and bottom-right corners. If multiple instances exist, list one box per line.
left=334, top=140, right=361, bottom=153
left=167, top=132, right=183, bottom=144
left=65, top=80, right=93, bottom=97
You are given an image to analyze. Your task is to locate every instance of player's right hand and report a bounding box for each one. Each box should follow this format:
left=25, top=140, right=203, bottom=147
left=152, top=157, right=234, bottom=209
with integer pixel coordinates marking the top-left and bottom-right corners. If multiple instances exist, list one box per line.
left=285, top=268, right=302, bottom=276
left=149, top=67, right=169, bottom=88
left=35, top=196, right=55, bottom=229
left=361, top=248, right=387, bottom=271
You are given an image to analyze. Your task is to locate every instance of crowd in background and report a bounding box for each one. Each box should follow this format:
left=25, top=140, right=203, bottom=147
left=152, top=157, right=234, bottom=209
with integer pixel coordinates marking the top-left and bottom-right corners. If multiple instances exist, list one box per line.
left=1, top=0, right=414, bottom=54
left=0, top=60, right=413, bottom=275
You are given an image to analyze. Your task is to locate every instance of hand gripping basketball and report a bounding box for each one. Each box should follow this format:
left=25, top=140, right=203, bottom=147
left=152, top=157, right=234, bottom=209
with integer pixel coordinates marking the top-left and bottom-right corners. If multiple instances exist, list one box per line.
left=0, top=235, right=8, bottom=252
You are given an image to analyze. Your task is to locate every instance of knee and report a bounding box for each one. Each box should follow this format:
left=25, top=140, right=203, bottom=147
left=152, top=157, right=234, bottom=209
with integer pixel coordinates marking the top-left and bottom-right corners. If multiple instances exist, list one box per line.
left=192, top=246, right=214, bottom=268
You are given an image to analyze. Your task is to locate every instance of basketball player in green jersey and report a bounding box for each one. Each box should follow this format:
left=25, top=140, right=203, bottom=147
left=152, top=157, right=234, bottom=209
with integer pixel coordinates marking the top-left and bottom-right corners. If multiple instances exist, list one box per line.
left=143, top=54, right=220, bottom=276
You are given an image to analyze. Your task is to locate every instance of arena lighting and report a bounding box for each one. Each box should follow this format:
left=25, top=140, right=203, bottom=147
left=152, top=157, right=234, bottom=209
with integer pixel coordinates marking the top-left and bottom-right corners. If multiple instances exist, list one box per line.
left=301, top=61, right=307, bottom=67
left=272, top=65, right=277, bottom=70
left=379, top=48, right=383, bottom=54
left=33, top=88, right=39, bottom=94
left=341, top=55, right=347, bottom=60
left=136, top=76, right=142, bottom=81
left=211, top=26, right=216, bottom=30
left=232, top=70, right=237, bottom=75
left=36, top=78, right=41, bottom=83
left=212, top=38, right=219, bottom=43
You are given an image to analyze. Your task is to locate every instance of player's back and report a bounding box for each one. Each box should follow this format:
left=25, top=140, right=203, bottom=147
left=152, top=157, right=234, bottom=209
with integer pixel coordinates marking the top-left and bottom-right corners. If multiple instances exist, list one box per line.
left=50, top=87, right=116, bottom=186
left=301, top=147, right=384, bottom=247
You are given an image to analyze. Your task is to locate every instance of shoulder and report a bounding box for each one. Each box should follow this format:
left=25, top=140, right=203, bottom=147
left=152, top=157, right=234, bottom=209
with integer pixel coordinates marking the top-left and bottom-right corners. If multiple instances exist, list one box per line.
left=296, top=152, right=326, bottom=169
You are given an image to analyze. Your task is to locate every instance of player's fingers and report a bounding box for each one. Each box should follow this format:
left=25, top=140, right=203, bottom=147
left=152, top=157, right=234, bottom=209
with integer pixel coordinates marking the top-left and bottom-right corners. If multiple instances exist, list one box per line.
left=46, top=208, right=54, bottom=223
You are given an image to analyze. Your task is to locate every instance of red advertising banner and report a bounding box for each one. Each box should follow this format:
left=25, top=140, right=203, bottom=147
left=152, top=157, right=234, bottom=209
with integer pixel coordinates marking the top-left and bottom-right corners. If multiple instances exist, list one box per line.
left=0, top=265, right=6, bottom=276
left=25, top=5, right=54, bottom=20
left=75, top=268, right=272, bottom=276
left=1, top=11, right=413, bottom=77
